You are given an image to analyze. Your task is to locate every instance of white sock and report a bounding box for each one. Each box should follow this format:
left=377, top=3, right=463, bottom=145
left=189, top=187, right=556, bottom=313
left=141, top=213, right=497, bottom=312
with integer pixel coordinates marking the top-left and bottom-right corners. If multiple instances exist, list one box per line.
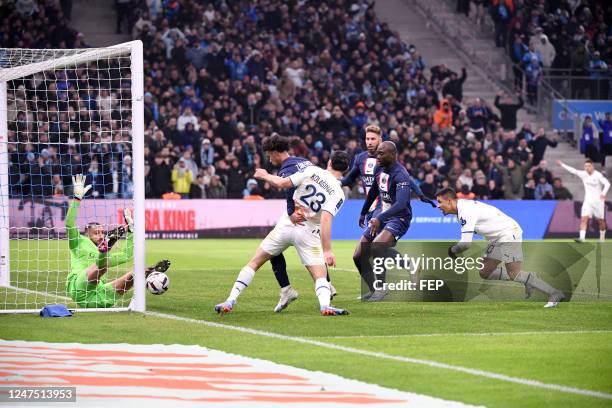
left=514, top=271, right=557, bottom=296
left=227, top=266, right=255, bottom=302
left=315, top=278, right=331, bottom=308
left=281, top=285, right=293, bottom=293
left=600, top=230, right=606, bottom=242
left=579, top=230, right=586, bottom=241
left=486, top=267, right=510, bottom=281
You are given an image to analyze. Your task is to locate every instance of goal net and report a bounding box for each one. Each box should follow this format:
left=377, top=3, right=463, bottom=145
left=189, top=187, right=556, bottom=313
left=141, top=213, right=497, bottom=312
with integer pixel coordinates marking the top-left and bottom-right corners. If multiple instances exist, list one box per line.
left=0, top=41, right=145, bottom=313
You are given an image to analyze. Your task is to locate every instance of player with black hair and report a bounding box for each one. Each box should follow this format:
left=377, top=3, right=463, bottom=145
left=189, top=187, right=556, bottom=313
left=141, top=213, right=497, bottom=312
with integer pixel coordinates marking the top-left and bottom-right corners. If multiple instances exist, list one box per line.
left=436, top=187, right=564, bottom=308
left=261, top=134, right=335, bottom=312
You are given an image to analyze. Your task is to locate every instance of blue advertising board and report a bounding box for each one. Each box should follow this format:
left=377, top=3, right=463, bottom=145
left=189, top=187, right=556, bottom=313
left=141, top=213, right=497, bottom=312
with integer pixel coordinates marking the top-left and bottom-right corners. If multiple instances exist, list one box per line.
left=552, top=99, right=612, bottom=131
left=332, top=200, right=558, bottom=241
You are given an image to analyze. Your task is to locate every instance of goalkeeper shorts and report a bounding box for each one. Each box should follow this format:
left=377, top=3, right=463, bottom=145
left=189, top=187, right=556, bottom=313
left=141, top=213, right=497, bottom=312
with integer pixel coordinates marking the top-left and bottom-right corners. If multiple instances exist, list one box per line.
left=66, top=271, right=121, bottom=308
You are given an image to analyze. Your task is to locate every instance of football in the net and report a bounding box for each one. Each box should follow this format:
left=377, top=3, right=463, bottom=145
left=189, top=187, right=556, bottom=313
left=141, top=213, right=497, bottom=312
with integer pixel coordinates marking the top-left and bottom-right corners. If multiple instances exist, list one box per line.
left=146, top=272, right=169, bottom=295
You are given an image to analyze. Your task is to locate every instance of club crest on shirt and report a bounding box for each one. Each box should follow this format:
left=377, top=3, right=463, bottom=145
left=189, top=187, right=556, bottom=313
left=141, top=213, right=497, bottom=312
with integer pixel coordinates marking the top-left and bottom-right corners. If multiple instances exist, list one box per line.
left=379, top=173, right=389, bottom=192
left=364, top=158, right=377, bottom=175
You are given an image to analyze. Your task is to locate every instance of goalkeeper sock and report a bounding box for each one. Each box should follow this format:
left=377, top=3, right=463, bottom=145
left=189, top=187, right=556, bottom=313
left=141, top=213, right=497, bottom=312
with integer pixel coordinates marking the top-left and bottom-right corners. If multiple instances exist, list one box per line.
left=270, top=254, right=290, bottom=288
left=486, top=267, right=510, bottom=280
left=315, top=278, right=331, bottom=308
left=579, top=230, right=586, bottom=241
left=514, top=271, right=557, bottom=296
left=228, top=266, right=255, bottom=302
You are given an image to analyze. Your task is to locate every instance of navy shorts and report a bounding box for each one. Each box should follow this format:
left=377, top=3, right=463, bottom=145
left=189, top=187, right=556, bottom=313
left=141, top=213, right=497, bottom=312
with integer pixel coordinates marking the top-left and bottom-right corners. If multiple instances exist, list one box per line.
left=363, top=216, right=411, bottom=241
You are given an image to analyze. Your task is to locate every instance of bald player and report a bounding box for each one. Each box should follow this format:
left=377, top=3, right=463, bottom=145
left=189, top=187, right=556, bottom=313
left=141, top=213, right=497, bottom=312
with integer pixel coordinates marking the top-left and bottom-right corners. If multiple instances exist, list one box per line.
left=354, top=141, right=436, bottom=301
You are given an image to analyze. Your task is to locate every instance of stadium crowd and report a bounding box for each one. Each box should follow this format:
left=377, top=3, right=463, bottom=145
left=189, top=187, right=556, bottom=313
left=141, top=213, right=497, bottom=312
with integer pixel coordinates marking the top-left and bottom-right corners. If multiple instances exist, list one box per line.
left=482, top=0, right=611, bottom=100
left=4, top=0, right=582, bottom=203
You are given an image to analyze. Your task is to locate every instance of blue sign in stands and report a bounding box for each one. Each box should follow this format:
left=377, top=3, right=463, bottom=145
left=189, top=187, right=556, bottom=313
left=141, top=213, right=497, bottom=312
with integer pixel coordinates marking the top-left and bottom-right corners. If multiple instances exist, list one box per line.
left=332, top=200, right=558, bottom=240
left=552, top=99, right=612, bottom=131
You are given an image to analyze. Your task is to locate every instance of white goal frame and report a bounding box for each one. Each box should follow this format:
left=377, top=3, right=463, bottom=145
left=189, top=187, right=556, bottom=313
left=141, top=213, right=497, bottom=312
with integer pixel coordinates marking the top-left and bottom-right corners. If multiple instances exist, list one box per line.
left=0, top=40, right=146, bottom=313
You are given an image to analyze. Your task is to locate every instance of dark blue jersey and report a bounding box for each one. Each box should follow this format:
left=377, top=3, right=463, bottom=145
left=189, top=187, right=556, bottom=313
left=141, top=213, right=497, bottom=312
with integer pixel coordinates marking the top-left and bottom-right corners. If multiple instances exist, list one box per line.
left=362, top=162, right=421, bottom=223
left=342, top=151, right=379, bottom=213
left=278, top=156, right=313, bottom=215
left=341, top=151, right=377, bottom=191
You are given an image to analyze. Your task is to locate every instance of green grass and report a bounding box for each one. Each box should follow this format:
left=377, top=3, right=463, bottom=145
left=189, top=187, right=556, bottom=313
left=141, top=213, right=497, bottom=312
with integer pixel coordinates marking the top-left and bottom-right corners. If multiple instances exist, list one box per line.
left=2, top=239, right=612, bottom=407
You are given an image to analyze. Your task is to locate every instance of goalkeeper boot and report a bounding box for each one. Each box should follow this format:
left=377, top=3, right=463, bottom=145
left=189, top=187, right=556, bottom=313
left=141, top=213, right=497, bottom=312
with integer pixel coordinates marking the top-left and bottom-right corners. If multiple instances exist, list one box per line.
left=320, top=305, right=350, bottom=316
left=214, top=300, right=235, bottom=315
left=544, top=291, right=565, bottom=308
left=98, top=226, right=127, bottom=253
left=274, top=286, right=298, bottom=313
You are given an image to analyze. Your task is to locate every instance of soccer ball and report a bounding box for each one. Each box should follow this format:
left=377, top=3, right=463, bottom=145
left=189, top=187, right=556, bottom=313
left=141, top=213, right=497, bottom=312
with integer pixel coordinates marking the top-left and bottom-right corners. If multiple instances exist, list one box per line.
left=146, top=272, right=169, bottom=295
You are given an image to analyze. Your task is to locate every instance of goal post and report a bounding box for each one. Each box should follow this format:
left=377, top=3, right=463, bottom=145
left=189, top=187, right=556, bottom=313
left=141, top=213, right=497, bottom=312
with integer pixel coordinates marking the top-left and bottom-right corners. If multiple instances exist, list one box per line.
left=0, top=40, right=145, bottom=313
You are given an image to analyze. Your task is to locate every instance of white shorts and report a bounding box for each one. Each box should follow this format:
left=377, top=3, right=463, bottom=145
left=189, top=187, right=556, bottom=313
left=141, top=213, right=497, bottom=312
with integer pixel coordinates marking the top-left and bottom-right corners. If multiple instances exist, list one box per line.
left=581, top=200, right=605, bottom=219
left=260, top=221, right=324, bottom=266
left=484, top=232, right=523, bottom=263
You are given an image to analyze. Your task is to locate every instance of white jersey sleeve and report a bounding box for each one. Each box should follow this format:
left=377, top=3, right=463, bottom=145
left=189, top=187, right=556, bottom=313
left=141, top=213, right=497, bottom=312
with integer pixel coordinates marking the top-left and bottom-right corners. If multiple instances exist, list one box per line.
left=560, top=163, right=586, bottom=179
left=289, top=165, right=317, bottom=187
left=457, top=201, right=477, bottom=243
left=598, top=172, right=610, bottom=196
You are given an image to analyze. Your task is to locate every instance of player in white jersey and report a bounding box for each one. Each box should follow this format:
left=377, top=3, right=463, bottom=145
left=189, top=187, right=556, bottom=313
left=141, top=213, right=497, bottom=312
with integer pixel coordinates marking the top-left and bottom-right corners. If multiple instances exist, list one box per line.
left=557, top=159, right=610, bottom=242
left=436, top=188, right=565, bottom=308
left=214, top=150, right=350, bottom=316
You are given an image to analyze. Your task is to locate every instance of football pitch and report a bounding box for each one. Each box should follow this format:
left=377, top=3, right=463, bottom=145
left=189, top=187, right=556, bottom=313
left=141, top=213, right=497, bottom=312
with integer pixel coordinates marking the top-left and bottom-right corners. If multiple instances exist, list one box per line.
left=2, top=239, right=612, bottom=407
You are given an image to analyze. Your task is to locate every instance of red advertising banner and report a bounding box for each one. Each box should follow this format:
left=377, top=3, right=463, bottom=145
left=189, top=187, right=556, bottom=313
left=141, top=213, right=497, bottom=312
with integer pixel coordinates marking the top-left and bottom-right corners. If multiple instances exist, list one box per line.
left=8, top=198, right=286, bottom=239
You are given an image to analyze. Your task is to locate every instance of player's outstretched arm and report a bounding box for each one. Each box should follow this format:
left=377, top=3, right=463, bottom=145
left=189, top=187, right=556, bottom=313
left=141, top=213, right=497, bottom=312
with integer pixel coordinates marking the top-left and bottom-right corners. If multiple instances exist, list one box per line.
left=409, top=178, right=437, bottom=207
left=360, top=182, right=379, bottom=221
left=556, top=160, right=581, bottom=176
left=66, top=174, right=92, bottom=250
left=320, top=211, right=336, bottom=267
left=254, top=168, right=293, bottom=189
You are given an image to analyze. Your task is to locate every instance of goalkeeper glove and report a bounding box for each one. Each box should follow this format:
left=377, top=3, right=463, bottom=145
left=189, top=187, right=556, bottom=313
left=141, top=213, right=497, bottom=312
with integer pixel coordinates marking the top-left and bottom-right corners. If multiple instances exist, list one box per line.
left=123, top=208, right=134, bottom=233
left=71, top=174, right=92, bottom=200
left=98, top=226, right=127, bottom=253
left=154, top=259, right=171, bottom=273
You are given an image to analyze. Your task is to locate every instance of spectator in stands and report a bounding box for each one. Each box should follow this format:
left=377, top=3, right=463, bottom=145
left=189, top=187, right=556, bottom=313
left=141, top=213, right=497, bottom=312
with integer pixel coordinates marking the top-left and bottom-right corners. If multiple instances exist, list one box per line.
left=120, top=155, right=133, bottom=199
left=494, top=92, right=523, bottom=131
left=494, top=155, right=532, bottom=200
left=189, top=174, right=207, bottom=199
left=172, top=158, right=193, bottom=198
left=472, top=173, right=490, bottom=199
left=442, top=68, right=467, bottom=102
left=528, top=129, right=557, bottom=166
left=207, top=175, right=227, bottom=199
left=150, top=153, right=172, bottom=198
left=488, top=179, right=504, bottom=199
left=599, top=112, right=612, bottom=167
left=580, top=115, right=600, bottom=162
left=534, top=176, right=554, bottom=200
left=523, top=179, right=536, bottom=200
left=552, top=178, right=573, bottom=200
left=490, top=0, right=513, bottom=48
left=467, top=98, right=489, bottom=139
left=456, top=184, right=475, bottom=199
left=434, top=99, right=453, bottom=130
left=524, top=57, right=542, bottom=106
left=419, top=173, right=437, bottom=198
left=534, top=34, right=556, bottom=72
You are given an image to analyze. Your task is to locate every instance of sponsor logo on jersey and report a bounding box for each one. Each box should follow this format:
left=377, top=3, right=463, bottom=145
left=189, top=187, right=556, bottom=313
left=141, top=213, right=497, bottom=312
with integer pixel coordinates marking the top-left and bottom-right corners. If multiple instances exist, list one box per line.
left=364, top=158, right=377, bottom=175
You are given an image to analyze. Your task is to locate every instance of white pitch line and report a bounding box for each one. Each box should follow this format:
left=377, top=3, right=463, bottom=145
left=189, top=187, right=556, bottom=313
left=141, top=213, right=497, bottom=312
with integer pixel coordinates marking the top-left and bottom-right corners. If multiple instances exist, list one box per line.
left=144, top=311, right=612, bottom=401
left=318, top=330, right=612, bottom=339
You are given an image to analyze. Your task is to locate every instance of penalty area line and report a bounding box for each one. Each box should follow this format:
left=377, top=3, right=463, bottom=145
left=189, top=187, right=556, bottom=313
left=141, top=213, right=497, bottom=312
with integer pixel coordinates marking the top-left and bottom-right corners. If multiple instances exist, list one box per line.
left=144, top=310, right=612, bottom=401
left=319, top=330, right=612, bottom=339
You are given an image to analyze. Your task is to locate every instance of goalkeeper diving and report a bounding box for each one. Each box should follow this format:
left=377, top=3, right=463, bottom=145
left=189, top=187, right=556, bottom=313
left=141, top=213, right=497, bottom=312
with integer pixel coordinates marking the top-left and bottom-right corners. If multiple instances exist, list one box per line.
left=65, top=174, right=170, bottom=308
